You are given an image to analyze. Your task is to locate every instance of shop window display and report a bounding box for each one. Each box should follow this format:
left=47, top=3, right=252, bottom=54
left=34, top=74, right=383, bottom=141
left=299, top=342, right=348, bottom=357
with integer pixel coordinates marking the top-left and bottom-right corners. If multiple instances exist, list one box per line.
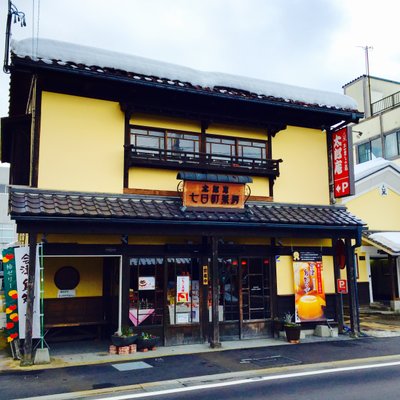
left=129, top=258, right=164, bottom=327
left=167, top=258, right=200, bottom=325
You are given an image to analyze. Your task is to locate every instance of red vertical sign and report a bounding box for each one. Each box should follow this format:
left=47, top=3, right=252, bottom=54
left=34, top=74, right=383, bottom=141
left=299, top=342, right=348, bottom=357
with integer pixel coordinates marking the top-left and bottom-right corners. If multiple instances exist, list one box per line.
left=332, top=127, right=352, bottom=198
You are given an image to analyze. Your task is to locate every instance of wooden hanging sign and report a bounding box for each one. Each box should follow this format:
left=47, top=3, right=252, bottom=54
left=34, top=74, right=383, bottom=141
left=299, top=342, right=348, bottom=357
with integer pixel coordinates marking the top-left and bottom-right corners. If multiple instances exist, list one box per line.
left=183, top=181, right=245, bottom=209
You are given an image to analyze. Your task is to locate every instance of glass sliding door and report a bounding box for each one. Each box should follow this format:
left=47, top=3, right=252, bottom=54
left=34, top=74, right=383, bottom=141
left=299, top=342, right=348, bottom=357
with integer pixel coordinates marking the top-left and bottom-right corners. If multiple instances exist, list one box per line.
left=242, top=258, right=271, bottom=321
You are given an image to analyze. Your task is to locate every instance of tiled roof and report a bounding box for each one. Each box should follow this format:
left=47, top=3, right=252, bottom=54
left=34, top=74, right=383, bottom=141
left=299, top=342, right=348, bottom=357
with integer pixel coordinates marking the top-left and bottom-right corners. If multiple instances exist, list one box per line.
left=9, top=187, right=364, bottom=228
left=362, top=231, right=400, bottom=255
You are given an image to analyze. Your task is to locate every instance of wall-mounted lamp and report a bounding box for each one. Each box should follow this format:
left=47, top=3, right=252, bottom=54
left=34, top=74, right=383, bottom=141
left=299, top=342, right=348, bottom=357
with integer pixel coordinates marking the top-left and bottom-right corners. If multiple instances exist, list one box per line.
left=353, top=130, right=363, bottom=138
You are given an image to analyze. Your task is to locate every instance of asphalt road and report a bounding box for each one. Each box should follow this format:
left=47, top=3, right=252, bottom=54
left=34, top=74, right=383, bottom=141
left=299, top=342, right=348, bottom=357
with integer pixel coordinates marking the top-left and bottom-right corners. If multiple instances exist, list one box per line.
left=138, top=362, right=400, bottom=400
left=3, top=336, right=400, bottom=400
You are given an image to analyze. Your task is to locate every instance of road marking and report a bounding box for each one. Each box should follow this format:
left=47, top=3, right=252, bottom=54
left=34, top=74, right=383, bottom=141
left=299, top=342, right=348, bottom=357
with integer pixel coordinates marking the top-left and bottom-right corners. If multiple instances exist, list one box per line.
left=96, top=360, right=400, bottom=399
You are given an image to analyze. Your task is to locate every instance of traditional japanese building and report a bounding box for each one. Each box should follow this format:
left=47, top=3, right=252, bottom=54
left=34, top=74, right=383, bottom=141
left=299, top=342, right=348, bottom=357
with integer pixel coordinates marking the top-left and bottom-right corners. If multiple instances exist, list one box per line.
left=1, top=38, right=364, bottom=360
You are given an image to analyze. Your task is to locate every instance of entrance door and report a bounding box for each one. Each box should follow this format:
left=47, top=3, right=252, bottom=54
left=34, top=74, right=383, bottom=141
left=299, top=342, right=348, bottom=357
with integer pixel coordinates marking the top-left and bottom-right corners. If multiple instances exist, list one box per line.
left=218, top=257, right=240, bottom=339
left=371, top=258, right=398, bottom=303
left=218, top=257, right=271, bottom=340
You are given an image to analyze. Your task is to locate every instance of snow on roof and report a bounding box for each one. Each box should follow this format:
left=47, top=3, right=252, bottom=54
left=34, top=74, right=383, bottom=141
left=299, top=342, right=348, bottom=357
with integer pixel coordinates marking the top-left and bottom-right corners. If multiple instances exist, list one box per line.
left=354, top=157, right=400, bottom=181
left=11, top=38, right=358, bottom=111
left=368, top=232, right=400, bottom=253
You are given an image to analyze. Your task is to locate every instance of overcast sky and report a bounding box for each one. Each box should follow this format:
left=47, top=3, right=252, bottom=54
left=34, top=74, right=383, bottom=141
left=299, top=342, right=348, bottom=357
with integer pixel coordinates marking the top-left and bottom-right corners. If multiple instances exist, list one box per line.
left=0, top=0, right=399, bottom=120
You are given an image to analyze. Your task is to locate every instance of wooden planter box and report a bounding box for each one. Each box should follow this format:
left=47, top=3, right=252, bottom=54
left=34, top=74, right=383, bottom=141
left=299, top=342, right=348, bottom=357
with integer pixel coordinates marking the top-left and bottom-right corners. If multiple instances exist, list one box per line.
left=136, top=337, right=159, bottom=350
left=111, top=334, right=138, bottom=347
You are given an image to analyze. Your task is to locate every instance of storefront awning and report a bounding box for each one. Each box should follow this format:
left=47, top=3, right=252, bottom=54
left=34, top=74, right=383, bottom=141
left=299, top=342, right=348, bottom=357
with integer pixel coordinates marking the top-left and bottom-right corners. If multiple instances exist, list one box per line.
left=363, top=231, right=400, bottom=256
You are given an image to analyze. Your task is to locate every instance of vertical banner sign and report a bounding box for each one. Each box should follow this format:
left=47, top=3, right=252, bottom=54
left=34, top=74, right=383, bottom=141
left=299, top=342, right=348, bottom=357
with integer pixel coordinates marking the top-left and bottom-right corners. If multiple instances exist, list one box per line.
left=292, top=251, right=326, bottom=323
left=176, top=276, right=190, bottom=303
left=332, top=127, right=354, bottom=198
left=2, top=248, right=19, bottom=342
left=14, top=246, right=41, bottom=339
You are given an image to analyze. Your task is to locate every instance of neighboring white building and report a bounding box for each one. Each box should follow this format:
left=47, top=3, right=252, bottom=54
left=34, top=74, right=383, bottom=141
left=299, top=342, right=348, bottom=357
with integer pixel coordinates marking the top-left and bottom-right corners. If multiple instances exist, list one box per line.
left=0, top=163, right=17, bottom=253
left=343, top=75, right=400, bottom=165
left=342, top=157, right=400, bottom=308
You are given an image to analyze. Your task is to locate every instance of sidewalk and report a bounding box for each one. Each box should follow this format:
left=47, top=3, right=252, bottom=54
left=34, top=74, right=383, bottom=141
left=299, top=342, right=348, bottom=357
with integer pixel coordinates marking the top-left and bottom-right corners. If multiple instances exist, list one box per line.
left=1, top=312, right=400, bottom=399
left=2, top=309, right=400, bottom=372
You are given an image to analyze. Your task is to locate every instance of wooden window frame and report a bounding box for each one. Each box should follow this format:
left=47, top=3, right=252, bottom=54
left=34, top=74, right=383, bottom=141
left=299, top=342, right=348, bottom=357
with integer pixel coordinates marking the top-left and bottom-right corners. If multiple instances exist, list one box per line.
left=126, top=125, right=280, bottom=178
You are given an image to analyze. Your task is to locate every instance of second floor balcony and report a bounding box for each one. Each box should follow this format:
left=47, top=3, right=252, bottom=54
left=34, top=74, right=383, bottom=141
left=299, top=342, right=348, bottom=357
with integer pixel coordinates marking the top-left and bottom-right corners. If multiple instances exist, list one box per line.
left=125, top=145, right=282, bottom=178
left=372, top=91, right=400, bottom=115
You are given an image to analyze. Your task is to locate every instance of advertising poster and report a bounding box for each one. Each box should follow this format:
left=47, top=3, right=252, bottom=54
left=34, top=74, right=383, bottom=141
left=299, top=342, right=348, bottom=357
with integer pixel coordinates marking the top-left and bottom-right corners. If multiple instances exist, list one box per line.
left=2, top=248, right=19, bottom=343
left=176, top=275, right=190, bottom=303
left=14, top=247, right=41, bottom=339
left=138, top=276, right=155, bottom=291
left=292, top=251, right=326, bottom=323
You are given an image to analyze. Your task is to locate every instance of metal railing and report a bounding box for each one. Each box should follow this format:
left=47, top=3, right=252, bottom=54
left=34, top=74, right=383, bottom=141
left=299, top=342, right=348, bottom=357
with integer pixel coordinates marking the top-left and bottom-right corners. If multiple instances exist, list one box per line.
left=126, top=145, right=281, bottom=177
left=372, top=91, right=400, bottom=115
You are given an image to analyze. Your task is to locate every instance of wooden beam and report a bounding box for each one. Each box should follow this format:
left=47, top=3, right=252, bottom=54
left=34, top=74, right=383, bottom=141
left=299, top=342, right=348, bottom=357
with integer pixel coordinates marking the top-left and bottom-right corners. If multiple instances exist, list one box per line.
left=120, top=253, right=131, bottom=329
left=209, top=236, right=221, bottom=348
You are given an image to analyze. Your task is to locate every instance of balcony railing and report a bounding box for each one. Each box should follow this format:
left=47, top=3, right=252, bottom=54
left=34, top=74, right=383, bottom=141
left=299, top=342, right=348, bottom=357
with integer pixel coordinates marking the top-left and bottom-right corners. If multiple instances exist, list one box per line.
left=125, top=145, right=281, bottom=177
left=372, top=91, right=400, bottom=115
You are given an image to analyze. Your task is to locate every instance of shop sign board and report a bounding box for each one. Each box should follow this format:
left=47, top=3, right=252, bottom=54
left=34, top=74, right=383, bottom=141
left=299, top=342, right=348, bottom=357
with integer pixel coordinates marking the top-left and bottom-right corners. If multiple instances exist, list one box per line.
left=14, top=247, right=40, bottom=339
left=176, top=275, right=190, bottom=303
left=138, top=276, right=155, bottom=290
left=337, top=279, right=348, bottom=294
left=183, top=181, right=245, bottom=209
left=2, top=247, right=19, bottom=342
left=57, top=289, right=76, bottom=298
left=292, top=250, right=326, bottom=323
left=202, top=265, right=209, bottom=285
left=331, top=127, right=355, bottom=198
left=1, top=246, right=40, bottom=341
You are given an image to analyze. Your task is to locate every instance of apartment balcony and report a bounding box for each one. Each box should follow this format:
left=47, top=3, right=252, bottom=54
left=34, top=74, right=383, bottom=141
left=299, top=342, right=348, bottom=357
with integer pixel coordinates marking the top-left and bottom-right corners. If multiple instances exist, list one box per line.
left=372, top=91, right=400, bottom=115
left=125, top=145, right=281, bottom=178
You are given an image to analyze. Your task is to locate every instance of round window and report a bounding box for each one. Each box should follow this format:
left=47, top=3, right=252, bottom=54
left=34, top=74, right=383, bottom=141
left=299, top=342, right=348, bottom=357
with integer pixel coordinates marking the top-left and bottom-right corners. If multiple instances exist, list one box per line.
left=54, top=266, right=80, bottom=290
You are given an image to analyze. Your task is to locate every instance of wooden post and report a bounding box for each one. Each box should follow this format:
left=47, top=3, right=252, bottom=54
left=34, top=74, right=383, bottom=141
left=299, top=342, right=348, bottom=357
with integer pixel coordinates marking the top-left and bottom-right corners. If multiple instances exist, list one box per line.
left=389, top=255, right=397, bottom=303
left=210, top=236, right=221, bottom=348
left=345, top=238, right=360, bottom=336
left=270, top=239, right=278, bottom=319
left=120, top=236, right=131, bottom=330
left=21, top=234, right=37, bottom=366
left=333, top=240, right=344, bottom=334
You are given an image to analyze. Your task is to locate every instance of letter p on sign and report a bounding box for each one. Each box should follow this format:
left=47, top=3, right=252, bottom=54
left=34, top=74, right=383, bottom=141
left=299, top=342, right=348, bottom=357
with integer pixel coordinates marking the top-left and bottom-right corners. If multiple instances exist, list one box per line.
left=337, top=279, right=348, bottom=294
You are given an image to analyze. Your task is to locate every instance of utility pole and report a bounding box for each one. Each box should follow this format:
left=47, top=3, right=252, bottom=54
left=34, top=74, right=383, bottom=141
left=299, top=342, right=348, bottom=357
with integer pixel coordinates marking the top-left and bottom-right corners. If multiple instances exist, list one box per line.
left=357, top=45, right=373, bottom=118
left=3, top=1, right=26, bottom=73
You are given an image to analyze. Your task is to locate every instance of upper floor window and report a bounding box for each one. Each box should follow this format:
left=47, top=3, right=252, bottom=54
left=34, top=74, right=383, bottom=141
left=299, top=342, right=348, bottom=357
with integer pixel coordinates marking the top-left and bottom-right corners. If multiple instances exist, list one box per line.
left=128, top=125, right=278, bottom=177
left=384, top=131, right=400, bottom=159
left=357, top=137, right=382, bottom=163
left=130, top=127, right=200, bottom=157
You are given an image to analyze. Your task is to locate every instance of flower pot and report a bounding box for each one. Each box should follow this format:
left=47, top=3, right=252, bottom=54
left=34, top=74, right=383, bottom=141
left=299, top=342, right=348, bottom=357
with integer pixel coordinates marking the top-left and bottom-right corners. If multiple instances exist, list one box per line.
left=136, top=337, right=159, bottom=350
left=111, top=334, right=138, bottom=347
left=284, top=325, right=301, bottom=343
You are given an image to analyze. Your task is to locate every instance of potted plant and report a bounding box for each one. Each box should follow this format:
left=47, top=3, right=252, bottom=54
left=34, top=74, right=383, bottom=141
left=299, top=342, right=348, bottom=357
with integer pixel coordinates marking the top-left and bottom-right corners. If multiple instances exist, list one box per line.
left=283, top=312, right=301, bottom=343
left=111, top=326, right=138, bottom=347
left=136, top=332, right=159, bottom=351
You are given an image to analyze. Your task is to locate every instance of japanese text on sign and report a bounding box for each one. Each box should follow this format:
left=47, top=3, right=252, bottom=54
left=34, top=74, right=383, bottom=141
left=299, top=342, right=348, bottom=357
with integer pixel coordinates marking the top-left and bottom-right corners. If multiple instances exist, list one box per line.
left=332, top=128, right=353, bottom=198
left=183, top=181, right=245, bottom=209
